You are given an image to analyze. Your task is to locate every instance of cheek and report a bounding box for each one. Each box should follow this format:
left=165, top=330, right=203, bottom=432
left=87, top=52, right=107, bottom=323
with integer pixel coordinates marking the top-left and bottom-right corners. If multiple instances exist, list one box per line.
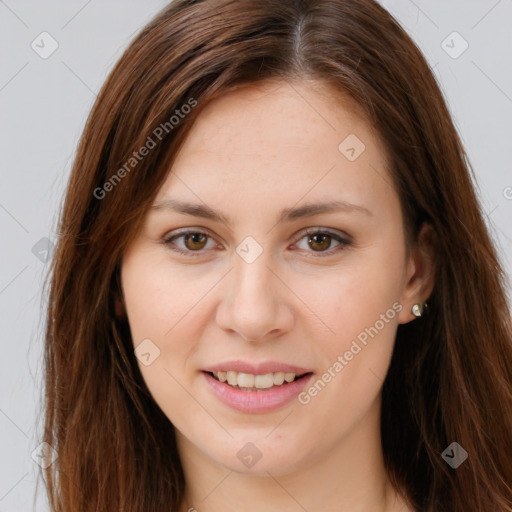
left=292, top=274, right=401, bottom=440
left=121, top=249, right=206, bottom=343
left=121, top=250, right=220, bottom=383
left=121, top=251, right=206, bottom=420
left=303, top=258, right=403, bottom=352
left=299, top=249, right=404, bottom=398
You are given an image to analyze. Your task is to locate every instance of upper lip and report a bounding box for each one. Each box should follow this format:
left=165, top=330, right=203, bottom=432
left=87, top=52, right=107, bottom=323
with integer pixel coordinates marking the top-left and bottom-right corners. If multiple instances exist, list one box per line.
left=202, top=360, right=313, bottom=375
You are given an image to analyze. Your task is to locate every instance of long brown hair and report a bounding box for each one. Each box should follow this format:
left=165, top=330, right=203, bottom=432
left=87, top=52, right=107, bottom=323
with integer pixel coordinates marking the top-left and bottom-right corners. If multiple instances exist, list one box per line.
left=41, top=0, right=512, bottom=510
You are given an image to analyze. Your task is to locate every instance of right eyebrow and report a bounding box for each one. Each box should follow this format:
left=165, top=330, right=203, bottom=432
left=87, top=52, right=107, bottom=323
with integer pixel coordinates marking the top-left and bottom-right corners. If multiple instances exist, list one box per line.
left=150, top=198, right=372, bottom=228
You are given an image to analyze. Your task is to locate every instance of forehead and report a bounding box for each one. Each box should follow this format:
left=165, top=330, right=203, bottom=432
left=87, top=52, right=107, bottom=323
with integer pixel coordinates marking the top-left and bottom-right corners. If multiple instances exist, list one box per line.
left=154, top=79, right=396, bottom=221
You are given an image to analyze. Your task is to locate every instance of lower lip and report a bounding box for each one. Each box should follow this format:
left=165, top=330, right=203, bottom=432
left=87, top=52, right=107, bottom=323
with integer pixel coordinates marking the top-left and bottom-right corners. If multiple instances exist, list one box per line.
left=202, top=371, right=314, bottom=413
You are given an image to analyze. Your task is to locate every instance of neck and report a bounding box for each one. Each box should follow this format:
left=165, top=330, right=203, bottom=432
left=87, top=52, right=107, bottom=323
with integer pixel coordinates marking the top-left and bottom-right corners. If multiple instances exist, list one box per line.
left=177, top=395, right=409, bottom=512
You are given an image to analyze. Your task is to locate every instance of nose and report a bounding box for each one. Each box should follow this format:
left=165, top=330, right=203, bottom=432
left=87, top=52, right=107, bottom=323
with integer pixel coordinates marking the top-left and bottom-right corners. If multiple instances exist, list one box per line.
left=215, top=253, right=295, bottom=343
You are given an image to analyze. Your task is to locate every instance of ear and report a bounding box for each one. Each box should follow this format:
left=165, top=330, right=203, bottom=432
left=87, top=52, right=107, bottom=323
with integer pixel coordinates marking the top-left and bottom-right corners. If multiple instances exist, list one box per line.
left=398, top=222, right=437, bottom=324
left=114, top=291, right=126, bottom=320
left=114, top=291, right=126, bottom=319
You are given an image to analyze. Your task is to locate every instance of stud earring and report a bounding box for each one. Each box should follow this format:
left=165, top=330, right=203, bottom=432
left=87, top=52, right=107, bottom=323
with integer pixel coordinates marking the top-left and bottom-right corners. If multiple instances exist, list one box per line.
left=411, top=301, right=428, bottom=318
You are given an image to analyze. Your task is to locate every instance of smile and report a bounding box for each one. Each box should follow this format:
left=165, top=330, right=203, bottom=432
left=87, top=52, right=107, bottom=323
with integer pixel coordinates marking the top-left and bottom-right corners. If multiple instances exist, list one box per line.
left=202, top=369, right=314, bottom=413
left=209, top=370, right=307, bottom=390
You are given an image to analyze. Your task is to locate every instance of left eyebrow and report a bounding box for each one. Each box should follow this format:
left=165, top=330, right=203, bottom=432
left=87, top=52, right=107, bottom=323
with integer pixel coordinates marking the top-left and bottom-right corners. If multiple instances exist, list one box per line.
left=150, top=198, right=373, bottom=228
left=277, top=200, right=373, bottom=223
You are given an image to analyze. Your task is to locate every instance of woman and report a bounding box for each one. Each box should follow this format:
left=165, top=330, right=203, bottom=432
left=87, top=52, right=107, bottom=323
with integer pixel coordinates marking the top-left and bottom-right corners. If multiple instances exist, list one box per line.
left=42, top=0, right=512, bottom=511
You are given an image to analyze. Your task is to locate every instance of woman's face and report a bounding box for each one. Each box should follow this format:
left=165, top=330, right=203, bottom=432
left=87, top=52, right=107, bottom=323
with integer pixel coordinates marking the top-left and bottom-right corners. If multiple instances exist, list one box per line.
left=121, top=79, right=429, bottom=477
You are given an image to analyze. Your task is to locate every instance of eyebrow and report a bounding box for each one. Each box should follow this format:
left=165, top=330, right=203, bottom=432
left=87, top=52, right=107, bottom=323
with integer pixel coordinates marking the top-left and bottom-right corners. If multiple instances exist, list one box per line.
left=150, top=198, right=372, bottom=227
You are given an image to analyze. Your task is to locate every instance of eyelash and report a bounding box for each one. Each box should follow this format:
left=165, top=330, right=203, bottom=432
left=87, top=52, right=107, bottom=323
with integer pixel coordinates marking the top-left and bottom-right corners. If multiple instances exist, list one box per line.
left=161, top=228, right=351, bottom=258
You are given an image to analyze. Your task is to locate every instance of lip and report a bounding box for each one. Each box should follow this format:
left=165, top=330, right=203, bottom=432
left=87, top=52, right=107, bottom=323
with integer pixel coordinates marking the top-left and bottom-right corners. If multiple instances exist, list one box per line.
left=202, top=360, right=313, bottom=375
left=202, top=370, right=314, bottom=414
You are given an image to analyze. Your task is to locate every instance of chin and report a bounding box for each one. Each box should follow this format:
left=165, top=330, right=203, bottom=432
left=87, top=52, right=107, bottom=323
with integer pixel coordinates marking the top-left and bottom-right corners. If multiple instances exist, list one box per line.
left=203, top=433, right=308, bottom=477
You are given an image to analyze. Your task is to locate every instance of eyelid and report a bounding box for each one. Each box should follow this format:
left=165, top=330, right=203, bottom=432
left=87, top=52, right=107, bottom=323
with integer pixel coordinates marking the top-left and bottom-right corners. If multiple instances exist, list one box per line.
left=300, top=227, right=352, bottom=243
left=161, top=226, right=352, bottom=257
left=161, top=227, right=221, bottom=252
left=292, top=228, right=352, bottom=258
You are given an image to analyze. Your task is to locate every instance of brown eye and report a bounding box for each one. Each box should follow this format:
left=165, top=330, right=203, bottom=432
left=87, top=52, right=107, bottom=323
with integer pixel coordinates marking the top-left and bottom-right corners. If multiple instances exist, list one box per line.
left=308, top=233, right=332, bottom=252
left=183, top=232, right=208, bottom=251
left=294, top=229, right=351, bottom=258
left=163, top=228, right=351, bottom=259
left=163, top=230, right=217, bottom=256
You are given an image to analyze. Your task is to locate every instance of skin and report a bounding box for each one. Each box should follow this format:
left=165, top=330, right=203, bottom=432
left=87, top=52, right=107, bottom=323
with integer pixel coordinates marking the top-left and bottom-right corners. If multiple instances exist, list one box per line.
left=120, top=79, right=435, bottom=512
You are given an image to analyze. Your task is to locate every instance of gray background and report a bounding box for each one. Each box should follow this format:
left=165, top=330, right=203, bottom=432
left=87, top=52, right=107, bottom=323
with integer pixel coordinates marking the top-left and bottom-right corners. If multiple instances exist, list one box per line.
left=1, top=1, right=511, bottom=510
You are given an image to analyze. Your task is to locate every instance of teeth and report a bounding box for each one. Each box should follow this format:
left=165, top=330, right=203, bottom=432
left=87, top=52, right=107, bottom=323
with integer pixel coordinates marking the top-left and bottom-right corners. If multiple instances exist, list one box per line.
left=226, top=371, right=237, bottom=386
left=273, top=372, right=285, bottom=385
left=238, top=373, right=255, bottom=387
left=254, top=373, right=273, bottom=388
left=211, top=370, right=300, bottom=389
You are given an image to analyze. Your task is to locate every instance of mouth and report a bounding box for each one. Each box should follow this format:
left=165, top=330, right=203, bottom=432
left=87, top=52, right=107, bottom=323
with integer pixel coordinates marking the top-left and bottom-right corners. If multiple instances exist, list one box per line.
left=201, top=368, right=314, bottom=413
left=205, top=370, right=312, bottom=391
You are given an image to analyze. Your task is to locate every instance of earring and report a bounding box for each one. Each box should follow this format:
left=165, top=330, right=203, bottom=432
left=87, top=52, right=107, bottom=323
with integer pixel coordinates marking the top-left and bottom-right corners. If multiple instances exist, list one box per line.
left=411, top=301, right=428, bottom=318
